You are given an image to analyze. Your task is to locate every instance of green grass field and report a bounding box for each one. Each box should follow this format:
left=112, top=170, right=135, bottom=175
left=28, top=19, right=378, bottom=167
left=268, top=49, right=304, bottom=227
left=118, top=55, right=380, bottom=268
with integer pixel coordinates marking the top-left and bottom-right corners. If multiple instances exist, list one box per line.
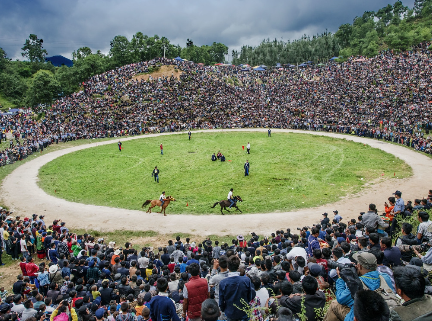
left=38, top=132, right=411, bottom=214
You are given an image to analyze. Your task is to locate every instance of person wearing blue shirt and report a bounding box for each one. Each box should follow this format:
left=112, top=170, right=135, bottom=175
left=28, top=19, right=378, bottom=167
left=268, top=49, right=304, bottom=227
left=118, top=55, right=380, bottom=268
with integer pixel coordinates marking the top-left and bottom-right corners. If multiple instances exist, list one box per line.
left=150, top=277, right=180, bottom=321
left=333, top=210, right=342, bottom=223
left=307, top=227, right=320, bottom=256
left=153, top=257, right=164, bottom=273
left=186, top=253, right=199, bottom=266
left=324, top=252, right=394, bottom=321
left=393, top=190, right=405, bottom=214
left=180, top=258, right=188, bottom=273
left=48, top=243, right=59, bottom=263
left=319, top=225, right=327, bottom=240
left=219, top=256, right=255, bottom=321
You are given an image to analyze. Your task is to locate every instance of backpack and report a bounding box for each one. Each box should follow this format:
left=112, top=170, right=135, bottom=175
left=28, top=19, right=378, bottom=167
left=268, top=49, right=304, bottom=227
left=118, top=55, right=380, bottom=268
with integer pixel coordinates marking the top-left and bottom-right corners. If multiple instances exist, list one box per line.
left=54, top=313, right=69, bottom=321
left=361, top=275, right=402, bottom=309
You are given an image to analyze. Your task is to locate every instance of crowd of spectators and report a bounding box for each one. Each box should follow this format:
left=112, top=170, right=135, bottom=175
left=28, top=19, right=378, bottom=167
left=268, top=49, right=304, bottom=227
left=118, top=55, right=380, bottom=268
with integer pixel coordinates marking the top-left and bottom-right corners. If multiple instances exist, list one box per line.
left=0, top=189, right=432, bottom=321
left=2, top=43, right=432, bottom=167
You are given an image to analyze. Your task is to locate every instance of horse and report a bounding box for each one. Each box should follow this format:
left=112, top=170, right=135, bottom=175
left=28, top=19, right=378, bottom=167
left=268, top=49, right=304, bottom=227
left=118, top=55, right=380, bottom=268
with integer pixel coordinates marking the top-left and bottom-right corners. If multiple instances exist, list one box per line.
left=141, top=196, right=176, bottom=216
left=211, top=195, right=243, bottom=215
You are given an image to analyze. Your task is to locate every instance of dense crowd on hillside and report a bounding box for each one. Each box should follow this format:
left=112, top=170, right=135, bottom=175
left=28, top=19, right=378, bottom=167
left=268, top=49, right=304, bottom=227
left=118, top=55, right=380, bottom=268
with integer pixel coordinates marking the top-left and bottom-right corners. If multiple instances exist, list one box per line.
left=0, top=189, right=432, bottom=321
left=1, top=43, right=432, bottom=165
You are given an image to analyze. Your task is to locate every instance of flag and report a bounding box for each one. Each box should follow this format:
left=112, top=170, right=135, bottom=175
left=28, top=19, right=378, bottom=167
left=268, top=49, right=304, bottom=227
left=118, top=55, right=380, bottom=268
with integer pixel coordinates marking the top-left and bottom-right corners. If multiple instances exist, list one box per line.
left=242, top=145, right=244, bottom=150
left=186, top=202, right=188, bottom=207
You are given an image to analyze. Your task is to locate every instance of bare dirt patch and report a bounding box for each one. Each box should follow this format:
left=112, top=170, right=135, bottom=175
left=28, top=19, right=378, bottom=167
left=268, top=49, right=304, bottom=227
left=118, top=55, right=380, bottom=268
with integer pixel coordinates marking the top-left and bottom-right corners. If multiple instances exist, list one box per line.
left=132, top=65, right=183, bottom=82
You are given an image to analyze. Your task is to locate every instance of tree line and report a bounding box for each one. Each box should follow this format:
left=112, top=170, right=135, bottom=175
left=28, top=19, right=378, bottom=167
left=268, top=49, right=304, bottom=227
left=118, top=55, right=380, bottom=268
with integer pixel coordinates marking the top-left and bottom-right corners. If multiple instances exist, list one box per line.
left=1, top=0, right=432, bottom=109
left=232, top=0, right=432, bottom=66
left=0, top=33, right=228, bottom=109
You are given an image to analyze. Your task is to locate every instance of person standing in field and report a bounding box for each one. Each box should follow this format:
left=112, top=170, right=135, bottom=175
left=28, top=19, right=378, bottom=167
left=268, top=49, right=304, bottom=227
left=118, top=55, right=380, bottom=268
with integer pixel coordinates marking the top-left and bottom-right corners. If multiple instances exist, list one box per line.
left=188, top=131, right=191, bottom=140
left=152, top=166, right=160, bottom=183
left=118, top=141, right=122, bottom=152
left=160, top=143, right=163, bottom=155
left=268, top=129, right=271, bottom=137
left=244, top=160, right=250, bottom=176
left=246, top=142, right=250, bottom=154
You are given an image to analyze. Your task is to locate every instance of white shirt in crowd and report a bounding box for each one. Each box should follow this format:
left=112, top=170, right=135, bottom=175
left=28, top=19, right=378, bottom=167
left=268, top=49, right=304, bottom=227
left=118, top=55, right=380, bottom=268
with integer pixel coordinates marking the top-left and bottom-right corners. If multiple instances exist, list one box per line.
left=20, top=239, right=27, bottom=252
left=255, top=287, right=269, bottom=307
left=286, top=246, right=308, bottom=268
left=418, top=220, right=432, bottom=240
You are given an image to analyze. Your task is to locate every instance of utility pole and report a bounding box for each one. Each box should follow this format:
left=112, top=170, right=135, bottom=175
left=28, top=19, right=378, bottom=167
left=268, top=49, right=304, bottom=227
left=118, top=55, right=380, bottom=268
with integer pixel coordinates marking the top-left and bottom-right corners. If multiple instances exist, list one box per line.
left=162, top=44, right=167, bottom=58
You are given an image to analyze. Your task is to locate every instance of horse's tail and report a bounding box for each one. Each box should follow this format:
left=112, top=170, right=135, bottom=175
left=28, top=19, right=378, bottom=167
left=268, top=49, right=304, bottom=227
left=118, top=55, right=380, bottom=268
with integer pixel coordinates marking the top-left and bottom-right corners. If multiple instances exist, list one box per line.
left=142, top=200, right=151, bottom=208
left=211, top=201, right=219, bottom=208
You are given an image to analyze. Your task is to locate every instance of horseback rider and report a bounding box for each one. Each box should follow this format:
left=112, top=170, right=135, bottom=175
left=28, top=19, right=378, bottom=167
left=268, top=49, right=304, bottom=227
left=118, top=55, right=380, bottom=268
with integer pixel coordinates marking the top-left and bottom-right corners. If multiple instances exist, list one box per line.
left=228, top=188, right=235, bottom=209
left=160, top=191, right=166, bottom=208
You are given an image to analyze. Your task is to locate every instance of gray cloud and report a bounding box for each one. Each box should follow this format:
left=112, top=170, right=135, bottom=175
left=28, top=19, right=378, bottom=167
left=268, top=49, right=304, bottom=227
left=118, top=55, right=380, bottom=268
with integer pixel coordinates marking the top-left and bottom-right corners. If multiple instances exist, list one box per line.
left=0, top=0, right=415, bottom=60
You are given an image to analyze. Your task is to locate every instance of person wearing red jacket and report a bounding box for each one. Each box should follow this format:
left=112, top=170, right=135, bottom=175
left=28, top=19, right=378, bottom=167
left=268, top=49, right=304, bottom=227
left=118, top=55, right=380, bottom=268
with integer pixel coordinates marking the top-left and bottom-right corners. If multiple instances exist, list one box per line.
left=19, top=257, right=28, bottom=276
left=183, top=263, right=208, bottom=321
left=52, top=220, right=61, bottom=234
left=25, top=257, right=39, bottom=287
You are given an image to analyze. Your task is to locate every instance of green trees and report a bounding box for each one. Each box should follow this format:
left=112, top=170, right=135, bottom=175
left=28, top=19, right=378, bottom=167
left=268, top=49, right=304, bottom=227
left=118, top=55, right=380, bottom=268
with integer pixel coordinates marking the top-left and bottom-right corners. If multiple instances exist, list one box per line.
left=0, top=32, right=228, bottom=110
left=180, top=41, right=228, bottom=64
left=335, top=0, right=432, bottom=58
left=25, top=71, right=60, bottom=108
left=21, top=34, right=48, bottom=62
left=109, top=35, right=132, bottom=68
left=232, top=33, right=340, bottom=66
left=0, top=48, right=8, bottom=72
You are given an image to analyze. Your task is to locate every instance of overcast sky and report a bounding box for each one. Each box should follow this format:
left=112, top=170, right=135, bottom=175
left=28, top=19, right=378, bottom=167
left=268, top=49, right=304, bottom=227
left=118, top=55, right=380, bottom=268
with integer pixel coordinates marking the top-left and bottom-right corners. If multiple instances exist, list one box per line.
left=0, top=0, right=415, bottom=61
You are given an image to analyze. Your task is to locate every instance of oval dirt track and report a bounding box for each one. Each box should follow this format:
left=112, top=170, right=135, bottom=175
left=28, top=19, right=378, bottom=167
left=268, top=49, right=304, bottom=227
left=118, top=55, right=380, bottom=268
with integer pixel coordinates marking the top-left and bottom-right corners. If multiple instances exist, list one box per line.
left=1, top=129, right=430, bottom=236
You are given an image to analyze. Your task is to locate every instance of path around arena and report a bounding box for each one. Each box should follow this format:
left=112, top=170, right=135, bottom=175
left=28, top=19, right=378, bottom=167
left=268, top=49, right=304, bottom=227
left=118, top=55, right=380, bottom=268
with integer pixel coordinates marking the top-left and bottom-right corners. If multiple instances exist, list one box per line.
left=1, top=129, right=430, bottom=235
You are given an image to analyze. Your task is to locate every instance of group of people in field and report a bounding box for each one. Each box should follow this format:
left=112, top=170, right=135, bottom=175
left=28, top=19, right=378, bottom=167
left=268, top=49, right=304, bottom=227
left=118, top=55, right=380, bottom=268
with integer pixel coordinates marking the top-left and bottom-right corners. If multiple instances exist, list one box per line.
left=1, top=42, right=432, bottom=166
left=1, top=189, right=432, bottom=321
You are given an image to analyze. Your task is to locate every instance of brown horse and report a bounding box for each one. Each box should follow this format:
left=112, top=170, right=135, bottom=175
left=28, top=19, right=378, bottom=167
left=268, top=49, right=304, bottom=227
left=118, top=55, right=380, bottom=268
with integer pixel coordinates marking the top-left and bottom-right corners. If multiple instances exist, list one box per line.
left=142, top=196, right=176, bottom=216
left=211, top=195, right=243, bottom=215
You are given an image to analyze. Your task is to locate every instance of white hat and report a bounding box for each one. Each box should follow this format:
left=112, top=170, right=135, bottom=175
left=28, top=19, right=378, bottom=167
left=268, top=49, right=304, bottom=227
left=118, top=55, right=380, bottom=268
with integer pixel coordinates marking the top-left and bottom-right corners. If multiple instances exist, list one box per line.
left=114, top=249, right=121, bottom=255
left=49, top=265, right=58, bottom=273
left=108, top=241, right=116, bottom=249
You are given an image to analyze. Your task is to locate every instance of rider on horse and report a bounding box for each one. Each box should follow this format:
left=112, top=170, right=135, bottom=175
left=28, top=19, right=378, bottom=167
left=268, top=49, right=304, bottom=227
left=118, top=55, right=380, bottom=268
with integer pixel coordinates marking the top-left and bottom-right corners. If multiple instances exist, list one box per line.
left=228, top=188, right=235, bottom=209
left=160, top=191, right=166, bottom=208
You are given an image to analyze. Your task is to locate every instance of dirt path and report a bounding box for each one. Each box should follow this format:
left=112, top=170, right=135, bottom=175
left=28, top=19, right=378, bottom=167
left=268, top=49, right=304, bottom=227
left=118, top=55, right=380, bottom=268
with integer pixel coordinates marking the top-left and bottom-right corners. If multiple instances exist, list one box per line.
left=1, top=129, right=431, bottom=236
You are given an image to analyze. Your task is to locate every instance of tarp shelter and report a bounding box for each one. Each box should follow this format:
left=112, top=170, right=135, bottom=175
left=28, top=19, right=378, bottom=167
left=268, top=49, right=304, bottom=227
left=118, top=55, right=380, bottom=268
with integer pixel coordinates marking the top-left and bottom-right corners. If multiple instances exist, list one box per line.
left=275, top=63, right=282, bottom=67
left=259, top=65, right=267, bottom=69
left=329, top=57, right=339, bottom=61
left=353, top=58, right=366, bottom=62
left=254, top=67, right=266, bottom=71
left=45, top=55, right=73, bottom=67
left=174, top=57, right=183, bottom=61
left=306, top=61, right=313, bottom=64
left=298, top=63, right=309, bottom=67
left=215, top=63, right=223, bottom=65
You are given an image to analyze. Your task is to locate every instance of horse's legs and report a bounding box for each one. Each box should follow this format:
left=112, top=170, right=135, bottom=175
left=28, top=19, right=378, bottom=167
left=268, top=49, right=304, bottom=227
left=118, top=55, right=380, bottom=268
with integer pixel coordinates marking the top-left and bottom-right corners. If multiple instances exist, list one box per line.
left=220, top=205, right=224, bottom=215
left=235, top=206, right=242, bottom=213
left=147, top=205, right=153, bottom=213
